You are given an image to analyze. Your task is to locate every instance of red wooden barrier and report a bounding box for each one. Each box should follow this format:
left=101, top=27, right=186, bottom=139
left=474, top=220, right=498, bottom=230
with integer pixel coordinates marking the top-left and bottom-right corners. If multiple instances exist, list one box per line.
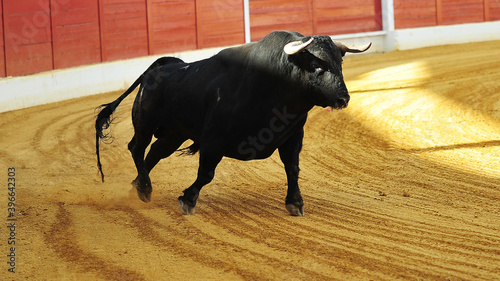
left=250, top=0, right=314, bottom=41
left=490, top=0, right=500, bottom=20
left=394, top=0, right=499, bottom=29
left=249, top=0, right=382, bottom=42
left=196, top=0, right=244, bottom=48
left=314, top=0, right=382, bottom=35
left=0, top=0, right=5, bottom=77
left=99, top=0, right=149, bottom=62
left=0, top=0, right=497, bottom=78
left=3, top=0, right=53, bottom=77
left=52, top=0, right=101, bottom=69
left=394, top=0, right=437, bottom=29
left=147, top=0, right=197, bottom=54
left=440, top=0, right=484, bottom=25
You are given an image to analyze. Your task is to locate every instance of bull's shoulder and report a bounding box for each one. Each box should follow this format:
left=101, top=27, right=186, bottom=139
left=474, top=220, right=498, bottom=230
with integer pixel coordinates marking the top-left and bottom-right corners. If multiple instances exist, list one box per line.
left=215, top=43, right=255, bottom=66
left=219, top=42, right=255, bottom=56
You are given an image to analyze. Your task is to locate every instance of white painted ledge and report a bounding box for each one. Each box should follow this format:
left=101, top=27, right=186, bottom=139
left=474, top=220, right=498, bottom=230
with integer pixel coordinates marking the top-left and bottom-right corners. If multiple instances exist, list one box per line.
left=0, top=47, right=227, bottom=113
left=392, top=20, right=500, bottom=51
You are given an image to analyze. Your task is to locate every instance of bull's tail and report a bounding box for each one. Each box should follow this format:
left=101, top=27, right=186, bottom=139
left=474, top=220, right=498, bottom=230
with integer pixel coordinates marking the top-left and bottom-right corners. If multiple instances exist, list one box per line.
left=95, top=57, right=183, bottom=182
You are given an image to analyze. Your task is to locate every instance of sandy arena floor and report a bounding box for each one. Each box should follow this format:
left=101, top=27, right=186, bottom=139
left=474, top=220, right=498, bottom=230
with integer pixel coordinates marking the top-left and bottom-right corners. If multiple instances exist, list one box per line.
left=1, top=40, right=499, bottom=280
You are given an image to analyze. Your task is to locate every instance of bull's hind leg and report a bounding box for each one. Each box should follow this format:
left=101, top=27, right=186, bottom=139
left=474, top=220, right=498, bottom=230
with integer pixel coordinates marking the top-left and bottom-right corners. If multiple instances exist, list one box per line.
left=129, top=130, right=154, bottom=202
left=128, top=84, right=169, bottom=202
left=144, top=135, right=186, bottom=172
left=178, top=148, right=223, bottom=214
left=130, top=135, right=186, bottom=202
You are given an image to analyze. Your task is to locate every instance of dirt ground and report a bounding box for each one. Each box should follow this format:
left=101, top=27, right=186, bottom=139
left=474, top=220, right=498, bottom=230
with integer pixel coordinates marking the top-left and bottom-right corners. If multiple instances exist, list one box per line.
left=1, top=40, right=499, bottom=280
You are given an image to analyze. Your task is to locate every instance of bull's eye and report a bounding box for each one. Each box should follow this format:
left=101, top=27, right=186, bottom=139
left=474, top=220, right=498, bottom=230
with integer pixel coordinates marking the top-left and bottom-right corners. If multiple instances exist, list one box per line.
left=309, top=62, right=325, bottom=72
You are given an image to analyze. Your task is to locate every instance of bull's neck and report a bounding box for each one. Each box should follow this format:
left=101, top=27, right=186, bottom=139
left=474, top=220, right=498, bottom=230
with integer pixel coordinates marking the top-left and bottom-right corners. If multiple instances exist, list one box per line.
left=256, top=78, right=313, bottom=115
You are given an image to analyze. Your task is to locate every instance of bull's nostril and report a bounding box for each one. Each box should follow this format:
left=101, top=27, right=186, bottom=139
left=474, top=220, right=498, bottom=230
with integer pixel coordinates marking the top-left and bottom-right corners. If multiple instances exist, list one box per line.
left=335, top=97, right=349, bottom=108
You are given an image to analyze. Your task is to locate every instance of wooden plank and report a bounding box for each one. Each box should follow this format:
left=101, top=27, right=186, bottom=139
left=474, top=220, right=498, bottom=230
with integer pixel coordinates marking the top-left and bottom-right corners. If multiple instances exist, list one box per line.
left=316, top=5, right=375, bottom=19
left=51, top=0, right=101, bottom=69
left=394, top=0, right=437, bottom=29
left=440, top=0, right=484, bottom=25
left=436, top=0, right=443, bottom=24
left=148, top=0, right=196, bottom=54
left=196, top=0, right=244, bottom=49
left=0, top=0, right=5, bottom=77
left=313, top=0, right=382, bottom=35
left=250, top=0, right=381, bottom=39
left=146, top=0, right=152, bottom=54
left=311, top=0, right=317, bottom=34
left=249, top=0, right=313, bottom=41
left=484, top=0, right=490, bottom=21
left=250, top=0, right=312, bottom=14
left=99, top=0, right=148, bottom=62
left=3, top=0, right=53, bottom=76
left=374, top=0, right=382, bottom=31
left=489, top=0, right=500, bottom=20
left=251, top=25, right=313, bottom=42
left=315, top=0, right=378, bottom=10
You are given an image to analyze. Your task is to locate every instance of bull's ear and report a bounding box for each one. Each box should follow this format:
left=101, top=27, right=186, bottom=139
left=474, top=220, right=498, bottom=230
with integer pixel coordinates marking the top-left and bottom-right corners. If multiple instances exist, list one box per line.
left=334, top=41, right=372, bottom=56
left=284, top=37, right=314, bottom=55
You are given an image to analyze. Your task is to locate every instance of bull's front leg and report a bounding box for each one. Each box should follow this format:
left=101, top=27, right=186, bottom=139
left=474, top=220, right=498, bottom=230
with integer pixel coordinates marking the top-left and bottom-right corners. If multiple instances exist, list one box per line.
left=178, top=147, right=223, bottom=214
left=278, top=129, right=305, bottom=216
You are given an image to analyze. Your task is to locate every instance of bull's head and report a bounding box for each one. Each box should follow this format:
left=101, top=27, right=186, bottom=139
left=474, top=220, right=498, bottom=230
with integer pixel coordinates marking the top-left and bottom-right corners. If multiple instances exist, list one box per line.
left=284, top=35, right=371, bottom=109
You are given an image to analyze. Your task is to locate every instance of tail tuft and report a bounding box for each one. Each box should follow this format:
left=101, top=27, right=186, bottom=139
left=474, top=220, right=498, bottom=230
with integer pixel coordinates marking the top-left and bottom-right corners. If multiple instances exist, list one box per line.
left=177, top=142, right=200, bottom=156
left=95, top=101, right=120, bottom=182
left=95, top=103, right=117, bottom=143
left=94, top=56, right=185, bottom=182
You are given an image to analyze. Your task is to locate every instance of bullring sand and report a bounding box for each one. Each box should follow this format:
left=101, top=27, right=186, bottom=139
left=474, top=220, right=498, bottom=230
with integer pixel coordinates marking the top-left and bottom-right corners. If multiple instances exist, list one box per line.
left=0, top=40, right=499, bottom=280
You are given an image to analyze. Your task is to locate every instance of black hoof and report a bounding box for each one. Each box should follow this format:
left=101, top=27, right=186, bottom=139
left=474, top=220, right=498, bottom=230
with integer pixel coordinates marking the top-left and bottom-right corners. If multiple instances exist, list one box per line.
left=131, top=177, right=152, bottom=203
left=178, top=196, right=195, bottom=215
left=286, top=203, right=304, bottom=216
left=137, top=190, right=151, bottom=203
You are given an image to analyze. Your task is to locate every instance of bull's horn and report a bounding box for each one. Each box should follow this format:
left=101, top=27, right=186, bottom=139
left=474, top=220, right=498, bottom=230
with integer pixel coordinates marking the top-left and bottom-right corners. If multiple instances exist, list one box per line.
left=284, top=37, right=314, bottom=55
left=334, top=41, right=372, bottom=53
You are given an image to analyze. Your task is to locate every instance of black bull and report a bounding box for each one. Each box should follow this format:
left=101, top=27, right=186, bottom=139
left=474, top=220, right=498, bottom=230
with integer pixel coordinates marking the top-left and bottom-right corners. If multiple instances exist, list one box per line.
left=95, top=31, right=370, bottom=216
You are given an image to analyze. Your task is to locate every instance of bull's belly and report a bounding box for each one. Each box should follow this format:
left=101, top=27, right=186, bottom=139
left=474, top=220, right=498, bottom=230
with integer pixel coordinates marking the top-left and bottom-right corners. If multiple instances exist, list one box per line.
left=224, top=140, right=281, bottom=161
left=224, top=149, right=276, bottom=161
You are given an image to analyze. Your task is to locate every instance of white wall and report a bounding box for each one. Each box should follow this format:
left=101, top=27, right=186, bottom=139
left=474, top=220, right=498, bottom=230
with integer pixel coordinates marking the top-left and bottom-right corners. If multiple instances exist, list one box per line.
left=1, top=19, right=499, bottom=113
left=392, top=21, right=500, bottom=50
left=0, top=47, right=227, bottom=113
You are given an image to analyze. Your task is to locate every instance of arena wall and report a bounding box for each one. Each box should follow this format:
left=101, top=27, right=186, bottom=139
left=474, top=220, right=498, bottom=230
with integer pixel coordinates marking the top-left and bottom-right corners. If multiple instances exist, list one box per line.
left=0, top=0, right=499, bottom=113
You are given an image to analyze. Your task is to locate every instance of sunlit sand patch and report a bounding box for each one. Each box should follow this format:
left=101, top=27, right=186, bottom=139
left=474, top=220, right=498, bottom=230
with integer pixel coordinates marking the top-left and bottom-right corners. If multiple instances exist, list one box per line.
left=346, top=60, right=500, bottom=177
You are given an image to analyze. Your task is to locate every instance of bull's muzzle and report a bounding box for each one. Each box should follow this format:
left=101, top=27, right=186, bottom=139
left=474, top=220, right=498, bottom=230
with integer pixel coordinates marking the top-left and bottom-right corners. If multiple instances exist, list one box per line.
left=333, top=95, right=350, bottom=109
